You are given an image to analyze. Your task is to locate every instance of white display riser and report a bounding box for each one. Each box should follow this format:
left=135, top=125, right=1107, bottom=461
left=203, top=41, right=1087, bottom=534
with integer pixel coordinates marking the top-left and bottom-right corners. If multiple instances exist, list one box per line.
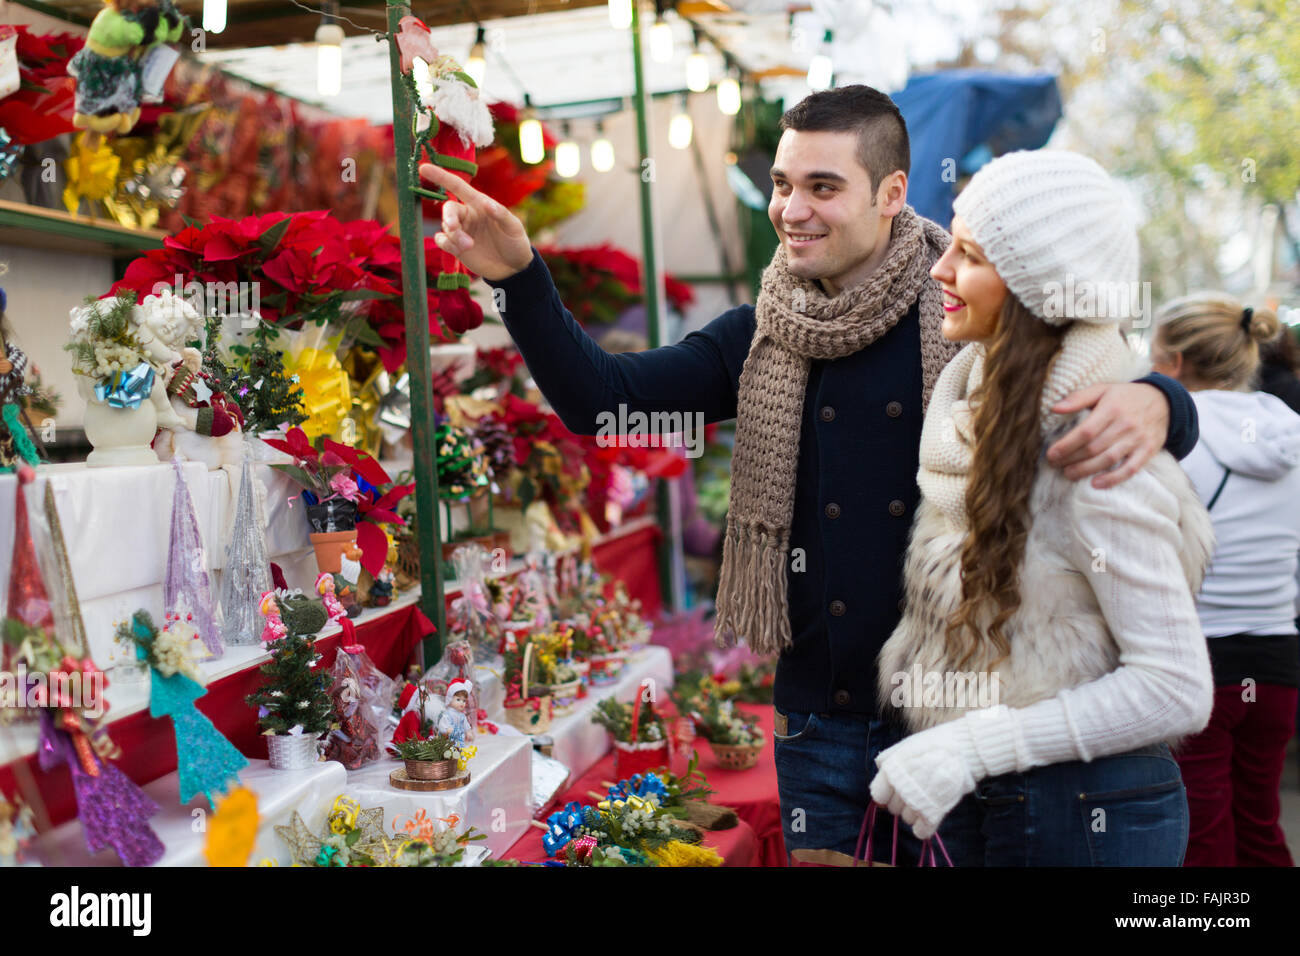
left=29, top=758, right=349, bottom=867
left=344, top=731, right=532, bottom=860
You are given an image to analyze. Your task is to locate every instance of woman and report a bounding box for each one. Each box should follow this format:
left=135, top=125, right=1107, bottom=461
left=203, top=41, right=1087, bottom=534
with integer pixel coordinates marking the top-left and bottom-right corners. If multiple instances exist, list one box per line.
left=1150, top=295, right=1300, bottom=867
left=870, top=150, right=1215, bottom=866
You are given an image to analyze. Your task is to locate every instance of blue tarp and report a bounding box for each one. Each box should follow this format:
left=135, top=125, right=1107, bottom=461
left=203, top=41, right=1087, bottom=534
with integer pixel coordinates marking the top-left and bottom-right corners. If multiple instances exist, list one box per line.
left=893, top=71, right=1062, bottom=229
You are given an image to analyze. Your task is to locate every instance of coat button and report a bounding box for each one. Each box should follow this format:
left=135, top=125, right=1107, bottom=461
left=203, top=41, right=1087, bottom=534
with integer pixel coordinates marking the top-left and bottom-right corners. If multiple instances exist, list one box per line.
left=829, top=599, right=846, bottom=616
left=886, top=401, right=903, bottom=418
left=819, top=405, right=835, bottom=422
left=834, top=689, right=851, bottom=707
left=824, top=502, right=841, bottom=519
left=888, top=499, right=906, bottom=517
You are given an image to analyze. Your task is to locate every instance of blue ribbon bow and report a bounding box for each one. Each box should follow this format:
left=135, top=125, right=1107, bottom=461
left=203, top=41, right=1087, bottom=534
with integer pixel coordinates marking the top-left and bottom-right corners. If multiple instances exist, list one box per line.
left=542, top=801, right=586, bottom=856
left=95, top=362, right=155, bottom=409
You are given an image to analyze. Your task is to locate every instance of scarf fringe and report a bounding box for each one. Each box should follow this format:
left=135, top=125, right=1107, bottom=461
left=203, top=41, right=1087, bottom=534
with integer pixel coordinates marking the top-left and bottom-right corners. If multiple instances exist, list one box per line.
left=713, top=520, right=792, bottom=655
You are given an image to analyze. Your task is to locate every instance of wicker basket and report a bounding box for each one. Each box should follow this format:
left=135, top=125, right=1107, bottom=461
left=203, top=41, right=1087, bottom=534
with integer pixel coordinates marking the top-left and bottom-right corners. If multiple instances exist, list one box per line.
left=589, top=651, right=627, bottom=685
left=504, top=642, right=552, bottom=734
left=537, top=677, right=583, bottom=716
left=611, top=680, right=669, bottom=777
left=709, top=741, right=763, bottom=771
left=404, top=758, right=457, bottom=780
left=395, top=532, right=421, bottom=585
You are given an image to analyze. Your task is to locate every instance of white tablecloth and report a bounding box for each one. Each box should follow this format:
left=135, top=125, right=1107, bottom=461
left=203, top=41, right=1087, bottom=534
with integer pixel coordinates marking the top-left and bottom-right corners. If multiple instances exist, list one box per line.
left=29, top=758, right=349, bottom=867
left=344, top=731, right=533, bottom=860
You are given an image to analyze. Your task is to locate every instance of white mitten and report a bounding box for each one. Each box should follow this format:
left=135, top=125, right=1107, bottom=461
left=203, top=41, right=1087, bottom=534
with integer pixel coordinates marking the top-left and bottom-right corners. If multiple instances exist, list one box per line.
left=870, top=715, right=992, bottom=840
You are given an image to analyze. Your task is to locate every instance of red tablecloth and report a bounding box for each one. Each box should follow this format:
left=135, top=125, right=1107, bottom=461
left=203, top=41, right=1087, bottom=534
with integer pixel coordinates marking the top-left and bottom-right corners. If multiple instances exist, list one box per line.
left=503, top=700, right=784, bottom=867
left=506, top=811, right=758, bottom=867
left=1, top=602, right=432, bottom=829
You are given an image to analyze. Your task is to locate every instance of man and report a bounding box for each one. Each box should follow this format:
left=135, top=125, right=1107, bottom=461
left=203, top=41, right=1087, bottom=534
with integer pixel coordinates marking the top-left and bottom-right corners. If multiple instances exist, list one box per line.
left=422, top=85, right=1197, bottom=864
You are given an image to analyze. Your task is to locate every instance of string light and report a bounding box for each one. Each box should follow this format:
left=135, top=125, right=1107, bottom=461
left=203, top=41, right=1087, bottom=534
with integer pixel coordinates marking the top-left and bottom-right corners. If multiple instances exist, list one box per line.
left=203, top=0, right=227, bottom=34
left=556, top=121, right=580, bottom=178
left=807, top=29, right=834, bottom=90
left=716, top=75, right=741, bottom=115
left=466, top=25, right=487, bottom=88
left=316, top=13, right=344, bottom=97
left=519, top=94, right=546, bottom=165
left=668, top=97, right=692, bottom=150
left=608, top=0, right=632, bottom=30
left=686, top=52, right=709, bottom=92
left=591, top=119, right=615, bottom=172
left=650, top=15, right=674, bottom=63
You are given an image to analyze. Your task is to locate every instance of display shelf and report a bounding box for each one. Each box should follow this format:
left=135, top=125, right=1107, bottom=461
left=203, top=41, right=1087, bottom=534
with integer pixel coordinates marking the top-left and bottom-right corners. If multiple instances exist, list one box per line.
left=0, top=589, right=425, bottom=766
left=27, top=758, right=349, bottom=867
left=345, top=731, right=533, bottom=859
left=0, top=198, right=167, bottom=256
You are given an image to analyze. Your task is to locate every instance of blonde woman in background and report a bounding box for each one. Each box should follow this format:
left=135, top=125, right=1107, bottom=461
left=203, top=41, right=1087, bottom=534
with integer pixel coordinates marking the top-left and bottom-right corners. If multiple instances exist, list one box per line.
left=1151, top=296, right=1300, bottom=867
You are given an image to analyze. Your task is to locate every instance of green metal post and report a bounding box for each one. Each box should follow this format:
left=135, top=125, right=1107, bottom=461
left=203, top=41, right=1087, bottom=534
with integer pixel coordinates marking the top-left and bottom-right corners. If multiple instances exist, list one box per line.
left=387, top=0, right=446, bottom=663
left=628, top=0, right=676, bottom=612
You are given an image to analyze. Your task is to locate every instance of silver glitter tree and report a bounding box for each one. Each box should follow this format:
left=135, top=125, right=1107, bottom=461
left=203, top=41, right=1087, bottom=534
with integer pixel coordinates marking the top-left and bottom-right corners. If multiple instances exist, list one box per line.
left=220, top=443, right=272, bottom=646
left=166, top=459, right=223, bottom=659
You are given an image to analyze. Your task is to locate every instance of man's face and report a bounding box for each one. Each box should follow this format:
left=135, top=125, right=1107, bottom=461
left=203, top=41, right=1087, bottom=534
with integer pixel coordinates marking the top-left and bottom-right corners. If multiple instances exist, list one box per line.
left=768, top=129, right=894, bottom=296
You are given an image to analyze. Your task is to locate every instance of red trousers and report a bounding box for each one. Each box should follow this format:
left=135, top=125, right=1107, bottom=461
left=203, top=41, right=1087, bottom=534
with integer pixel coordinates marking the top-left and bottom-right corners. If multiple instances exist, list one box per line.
left=1175, top=683, right=1297, bottom=867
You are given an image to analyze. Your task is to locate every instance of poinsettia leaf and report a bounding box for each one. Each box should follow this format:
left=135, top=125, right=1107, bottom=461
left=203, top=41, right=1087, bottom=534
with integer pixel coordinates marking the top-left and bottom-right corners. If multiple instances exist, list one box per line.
left=256, top=216, right=292, bottom=255
left=355, top=521, right=389, bottom=577
left=337, top=288, right=391, bottom=302
left=268, top=463, right=315, bottom=489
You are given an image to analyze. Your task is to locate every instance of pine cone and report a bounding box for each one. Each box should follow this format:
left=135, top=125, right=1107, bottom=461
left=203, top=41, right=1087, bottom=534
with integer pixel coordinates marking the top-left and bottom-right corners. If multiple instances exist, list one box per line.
left=473, top=416, right=515, bottom=480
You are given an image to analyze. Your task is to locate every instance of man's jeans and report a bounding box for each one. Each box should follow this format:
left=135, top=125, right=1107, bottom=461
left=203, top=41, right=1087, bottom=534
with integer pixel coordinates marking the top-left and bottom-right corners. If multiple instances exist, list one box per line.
left=774, top=709, right=927, bottom=864
left=776, top=709, right=1190, bottom=866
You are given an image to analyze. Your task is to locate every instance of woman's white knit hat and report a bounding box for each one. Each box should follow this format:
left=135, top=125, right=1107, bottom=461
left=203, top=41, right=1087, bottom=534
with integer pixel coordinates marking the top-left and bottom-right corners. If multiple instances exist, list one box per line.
left=952, top=150, right=1140, bottom=325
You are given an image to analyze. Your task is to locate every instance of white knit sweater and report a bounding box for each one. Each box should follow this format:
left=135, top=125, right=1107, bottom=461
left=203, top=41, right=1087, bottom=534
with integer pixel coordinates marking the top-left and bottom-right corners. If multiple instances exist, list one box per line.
left=872, top=324, right=1215, bottom=827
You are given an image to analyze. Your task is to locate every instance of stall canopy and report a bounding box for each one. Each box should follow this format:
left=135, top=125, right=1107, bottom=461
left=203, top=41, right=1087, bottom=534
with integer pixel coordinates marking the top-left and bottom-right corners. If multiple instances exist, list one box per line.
left=894, top=70, right=1062, bottom=228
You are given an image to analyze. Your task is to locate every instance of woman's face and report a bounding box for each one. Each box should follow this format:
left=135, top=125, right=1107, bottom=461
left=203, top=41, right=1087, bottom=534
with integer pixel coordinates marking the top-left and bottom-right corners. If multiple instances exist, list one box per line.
left=931, top=215, right=1007, bottom=343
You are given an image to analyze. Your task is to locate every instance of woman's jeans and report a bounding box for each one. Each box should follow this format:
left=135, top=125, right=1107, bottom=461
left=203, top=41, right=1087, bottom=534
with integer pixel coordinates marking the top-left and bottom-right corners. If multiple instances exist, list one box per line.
left=775, top=708, right=1189, bottom=866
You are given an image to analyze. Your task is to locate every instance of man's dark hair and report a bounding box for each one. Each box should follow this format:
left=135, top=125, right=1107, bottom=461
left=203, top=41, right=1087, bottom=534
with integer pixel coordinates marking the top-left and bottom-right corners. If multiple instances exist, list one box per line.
left=779, top=85, right=910, bottom=193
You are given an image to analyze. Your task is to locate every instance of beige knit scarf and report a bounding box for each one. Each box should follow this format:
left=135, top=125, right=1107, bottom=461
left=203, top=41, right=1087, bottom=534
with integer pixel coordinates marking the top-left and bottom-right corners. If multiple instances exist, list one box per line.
left=917, top=321, right=1139, bottom=529
left=715, top=205, right=959, bottom=655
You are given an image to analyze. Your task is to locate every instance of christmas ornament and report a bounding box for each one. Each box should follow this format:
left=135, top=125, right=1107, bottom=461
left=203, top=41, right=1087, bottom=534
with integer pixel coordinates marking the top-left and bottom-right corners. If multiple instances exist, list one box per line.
left=274, top=795, right=394, bottom=867
left=434, top=420, right=489, bottom=500
left=0, top=128, right=19, bottom=182
left=219, top=446, right=273, bottom=646
left=165, top=459, right=222, bottom=659
left=118, top=610, right=246, bottom=808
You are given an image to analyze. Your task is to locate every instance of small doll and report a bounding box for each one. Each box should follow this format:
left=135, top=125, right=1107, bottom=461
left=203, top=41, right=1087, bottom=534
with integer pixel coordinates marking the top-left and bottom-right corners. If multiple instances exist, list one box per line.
left=334, top=544, right=363, bottom=618
left=258, top=590, right=287, bottom=644
left=0, top=792, right=36, bottom=867
left=369, top=567, right=395, bottom=607
left=67, top=0, right=185, bottom=147
left=435, top=679, right=473, bottom=746
left=315, top=572, right=346, bottom=623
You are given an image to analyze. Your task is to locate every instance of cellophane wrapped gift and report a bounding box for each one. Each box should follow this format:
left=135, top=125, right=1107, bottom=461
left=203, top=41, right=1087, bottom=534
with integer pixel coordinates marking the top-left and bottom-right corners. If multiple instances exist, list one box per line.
left=448, top=543, right=502, bottom=662
left=322, top=644, right=396, bottom=769
left=422, top=639, right=478, bottom=747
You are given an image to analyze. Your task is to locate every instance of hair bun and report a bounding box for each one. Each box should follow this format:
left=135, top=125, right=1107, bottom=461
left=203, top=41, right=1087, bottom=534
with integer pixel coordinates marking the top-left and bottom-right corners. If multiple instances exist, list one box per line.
left=1245, top=305, right=1281, bottom=342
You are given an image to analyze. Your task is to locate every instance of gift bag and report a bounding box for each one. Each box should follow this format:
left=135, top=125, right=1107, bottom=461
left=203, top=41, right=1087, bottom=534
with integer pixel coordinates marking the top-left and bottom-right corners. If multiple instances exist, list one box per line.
left=322, top=624, right=396, bottom=769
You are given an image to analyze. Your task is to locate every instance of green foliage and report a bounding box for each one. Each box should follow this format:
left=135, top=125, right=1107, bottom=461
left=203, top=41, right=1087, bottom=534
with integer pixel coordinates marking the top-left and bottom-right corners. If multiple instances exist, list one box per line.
left=245, top=633, right=336, bottom=736
left=590, top=694, right=666, bottom=743
left=393, top=735, right=456, bottom=761
left=206, top=318, right=306, bottom=434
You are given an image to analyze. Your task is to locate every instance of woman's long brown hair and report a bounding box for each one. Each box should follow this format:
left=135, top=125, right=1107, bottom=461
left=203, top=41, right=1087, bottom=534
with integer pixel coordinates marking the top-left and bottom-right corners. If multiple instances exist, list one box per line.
left=946, top=295, right=1068, bottom=669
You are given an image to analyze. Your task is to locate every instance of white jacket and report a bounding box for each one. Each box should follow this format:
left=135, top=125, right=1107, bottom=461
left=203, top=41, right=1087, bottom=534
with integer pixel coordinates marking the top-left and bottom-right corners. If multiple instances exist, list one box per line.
left=1180, top=389, right=1300, bottom=637
left=869, top=328, right=1216, bottom=837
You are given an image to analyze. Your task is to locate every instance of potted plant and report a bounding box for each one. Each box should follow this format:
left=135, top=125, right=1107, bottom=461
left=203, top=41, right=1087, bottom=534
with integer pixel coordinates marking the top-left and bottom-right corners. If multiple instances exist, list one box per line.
left=264, top=425, right=412, bottom=576
left=672, top=674, right=766, bottom=770
left=502, top=641, right=552, bottom=734
left=592, top=682, right=669, bottom=778
left=587, top=612, right=629, bottom=685
left=389, top=683, right=476, bottom=781
left=245, top=621, right=336, bottom=770
left=528, top=626, right=583, bottom=715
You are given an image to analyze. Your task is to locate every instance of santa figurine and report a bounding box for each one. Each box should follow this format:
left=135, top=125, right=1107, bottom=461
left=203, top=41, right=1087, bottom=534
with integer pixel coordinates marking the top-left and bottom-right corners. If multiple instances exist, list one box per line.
left=436, top=679, right=473, bottom=746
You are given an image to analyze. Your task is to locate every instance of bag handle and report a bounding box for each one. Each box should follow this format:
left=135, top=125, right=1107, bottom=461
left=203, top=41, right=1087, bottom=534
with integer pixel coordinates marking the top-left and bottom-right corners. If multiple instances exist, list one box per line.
left=521, top=640, right=533, bottom=699
left=855, top=803, right=952, bottom=867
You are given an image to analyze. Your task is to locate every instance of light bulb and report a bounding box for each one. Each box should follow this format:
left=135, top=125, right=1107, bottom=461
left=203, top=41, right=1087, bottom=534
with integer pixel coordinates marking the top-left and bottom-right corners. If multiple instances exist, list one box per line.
left=650, top=19, right=674, bottom=63
left=591, top=137, right=615, bottom=172
left=668, top=110, right=693, bottom=150
left=608, top=0, right=632, bottom=30
left=556, top=140, right=580, bottom=178
left=316, top=23, right=344, bottom=97
left=686, top=52, right=709, bottom=92
left=716, top=76, right=741, bottom=115
left=466, top=27, right=487, bottom=88
left=203, top=0, right=227, bottom=33
left=807, top=53, right=833, bottom=91
left=520, top=117, right=546, bottom=164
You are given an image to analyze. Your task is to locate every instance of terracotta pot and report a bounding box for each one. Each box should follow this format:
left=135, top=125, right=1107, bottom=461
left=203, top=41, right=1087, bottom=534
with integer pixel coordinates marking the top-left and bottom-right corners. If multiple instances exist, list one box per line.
left=79, top=378, right=160, bottom=468
left=311, top=529, right=357, bottom=574
left=404, top=758, right=456, bottom=780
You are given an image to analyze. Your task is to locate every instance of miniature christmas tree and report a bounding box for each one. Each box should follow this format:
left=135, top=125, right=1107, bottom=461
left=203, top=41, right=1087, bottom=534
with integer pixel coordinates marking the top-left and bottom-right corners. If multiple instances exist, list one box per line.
left=220, top=446, right=273, bottom=646
left=245, top=624, right=336, bottom=738
left=165, top=459, right=222, bottom=659
left=234, top=325, right=307, bottom=435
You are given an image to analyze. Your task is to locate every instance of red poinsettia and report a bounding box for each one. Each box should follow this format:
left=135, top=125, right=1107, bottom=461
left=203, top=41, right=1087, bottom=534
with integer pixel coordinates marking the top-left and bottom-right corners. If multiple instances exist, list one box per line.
left=0, top=26, right=83, bottom=145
